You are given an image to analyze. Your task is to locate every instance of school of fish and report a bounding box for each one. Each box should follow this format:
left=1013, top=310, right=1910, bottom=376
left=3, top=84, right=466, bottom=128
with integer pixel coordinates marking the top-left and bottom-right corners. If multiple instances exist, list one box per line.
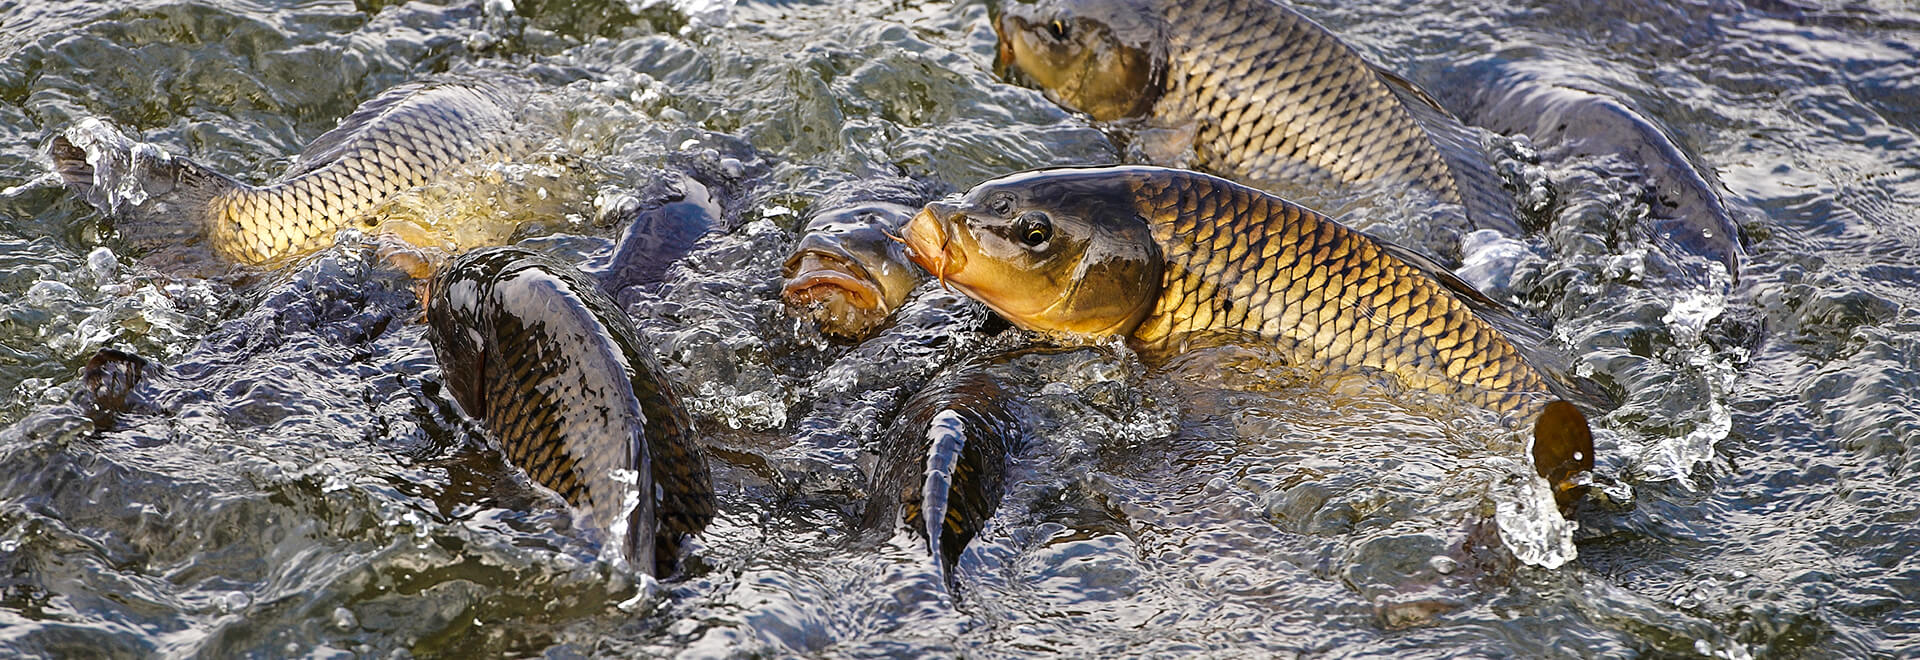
left=35, top=0, right=1750, bottom=579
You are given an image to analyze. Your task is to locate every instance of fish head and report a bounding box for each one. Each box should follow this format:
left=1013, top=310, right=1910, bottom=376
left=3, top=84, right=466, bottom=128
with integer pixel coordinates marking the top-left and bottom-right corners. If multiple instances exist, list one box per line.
left=903, top=168, right=1163, bottom=341
left=781, top=201, right=926, bottom=340
left=994, top=0, right=1164, bottom=121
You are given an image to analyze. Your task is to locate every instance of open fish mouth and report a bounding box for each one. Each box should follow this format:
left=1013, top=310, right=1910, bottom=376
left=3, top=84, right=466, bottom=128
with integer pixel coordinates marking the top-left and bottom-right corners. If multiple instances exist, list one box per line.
left=781, top=249, right=895, bottom=338
left=781, top=251, right=884, bottom=312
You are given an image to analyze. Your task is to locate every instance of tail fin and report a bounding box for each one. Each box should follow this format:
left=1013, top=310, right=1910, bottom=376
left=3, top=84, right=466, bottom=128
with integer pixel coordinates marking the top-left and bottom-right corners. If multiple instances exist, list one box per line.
left=1533, top=400, right=1595, bottom=508
left=47, top=119, right=240, bottom=254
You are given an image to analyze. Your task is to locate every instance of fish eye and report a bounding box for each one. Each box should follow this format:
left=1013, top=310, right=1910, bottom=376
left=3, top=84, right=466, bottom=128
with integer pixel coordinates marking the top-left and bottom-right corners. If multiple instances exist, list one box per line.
left=1017, top=211, right=1053, bottom=247
left=1047, top=19, right=1070, bottom=40
left=987, top=192, right=1016, bottom=218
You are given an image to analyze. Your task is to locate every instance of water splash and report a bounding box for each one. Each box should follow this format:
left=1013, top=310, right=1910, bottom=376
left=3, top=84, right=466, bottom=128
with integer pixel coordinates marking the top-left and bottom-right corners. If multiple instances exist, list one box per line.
left=1489, top=459, right=1578, bottom=569
left=1638, top=266, right=1737, bottom=485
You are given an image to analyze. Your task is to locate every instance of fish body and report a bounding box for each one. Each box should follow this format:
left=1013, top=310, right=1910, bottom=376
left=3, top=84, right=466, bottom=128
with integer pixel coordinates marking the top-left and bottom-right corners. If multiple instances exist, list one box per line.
left=865, top=360, right=1023, bottom=577
left=781, top=178, right=937, bottom=340
left=995, top=0, right=1519, bottom=237
left=596, top=173, right=724, bottom=297
left=903, top=166, right=1590, bottom=499
left=1452, top=73, right=1745, bottom=276
left=50, top=79, right=525, bottom=266
left=426, top=246, right=713, bottom=575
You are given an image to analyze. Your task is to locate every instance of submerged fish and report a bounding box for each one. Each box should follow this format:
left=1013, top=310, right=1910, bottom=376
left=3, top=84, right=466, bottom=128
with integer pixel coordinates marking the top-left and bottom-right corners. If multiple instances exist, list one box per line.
left=902, top=166, right=1592, bottom=502
left=1451, top=73, right=1745, bottom=277
left=864, top=360, right=1023, bottom=578
left=781, top=178, right=938, bottom=340
left=77, top=348, right=154, bottom=431
left=994, top=0, right=1519, bottom=238
left=596, top=172, right=725, bottom=298
left=426, top=246, right=714, bottom=576
left=49, top=78, right=528, bottom=266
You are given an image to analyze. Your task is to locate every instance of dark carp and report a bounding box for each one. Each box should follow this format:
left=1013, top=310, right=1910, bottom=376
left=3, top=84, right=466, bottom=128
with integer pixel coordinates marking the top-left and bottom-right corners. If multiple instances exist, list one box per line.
left=425, top=246, right=714, bottom=576
left=1450, top=72, right=1746, bottom=277
left=864, top=360, right=1024, bottom=579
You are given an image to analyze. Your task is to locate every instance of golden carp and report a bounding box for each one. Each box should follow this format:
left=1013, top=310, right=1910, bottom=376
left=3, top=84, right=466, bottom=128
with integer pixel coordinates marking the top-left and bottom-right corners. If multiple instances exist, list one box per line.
left=902, top=166, right=1592, bottom=502
left=50, top=78, right=529, bottom=266
left=994, top=0, right=1520, bottom=237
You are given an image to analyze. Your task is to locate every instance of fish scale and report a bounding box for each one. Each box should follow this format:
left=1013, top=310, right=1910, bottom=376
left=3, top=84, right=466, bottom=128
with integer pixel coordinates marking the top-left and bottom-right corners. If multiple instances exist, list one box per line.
left=1039, top=0, right=1517, bottom=235
left=1128, top=170, right=1547, bottom=415
left=914, top=164, right=1598, bottom=499
left=427, top=247, right=715, bottom=576
left=198, top=82, right=521, bottom=264
left=865, top=360, right=1023, bottom=576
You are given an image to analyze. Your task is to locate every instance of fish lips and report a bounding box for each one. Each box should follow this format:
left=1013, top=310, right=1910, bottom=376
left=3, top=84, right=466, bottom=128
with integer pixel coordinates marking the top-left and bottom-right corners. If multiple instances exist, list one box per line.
left=782, top=249, right=885, bottom=313
left=991, top=14, right=1024, bottom=81
left=781, top=239, right=896, bottom=338
left=903, top=203, right=970, bottom=288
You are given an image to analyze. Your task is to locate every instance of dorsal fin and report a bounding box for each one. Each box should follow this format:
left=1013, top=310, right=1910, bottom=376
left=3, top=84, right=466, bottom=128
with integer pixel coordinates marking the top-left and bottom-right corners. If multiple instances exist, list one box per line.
left=1373, top=67, right=1455, bottom=120
left=1374, top=66, right=1525, bottom=235
left=1371, top=235, right=1528, bottom=337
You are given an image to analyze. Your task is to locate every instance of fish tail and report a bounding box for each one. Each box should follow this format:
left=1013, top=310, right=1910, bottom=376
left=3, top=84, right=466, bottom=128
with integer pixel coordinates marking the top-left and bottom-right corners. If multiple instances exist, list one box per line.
left=920, top=430, right=960, bottom=575
left=48, top=120, right=241, bottom=253
left=1532, top=400, right=1595, bottom=508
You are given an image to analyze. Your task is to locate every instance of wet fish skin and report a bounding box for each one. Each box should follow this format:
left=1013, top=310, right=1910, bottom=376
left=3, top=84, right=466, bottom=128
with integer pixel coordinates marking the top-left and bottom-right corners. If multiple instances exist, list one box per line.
left=597, top=172, right=724, bottom=297
left=49, top=79, right=524, bottom=266
left=780, top=178, right=938, bottom=340
left=1449, top=74, right=1745, bottom=277
left=995, top=0, right=1520, bottom=238
left=426, top=246, right=714, bottom=576
left=904, top=166, right=1591, bottom=499
left=865, top=360, right=1023, bottom=577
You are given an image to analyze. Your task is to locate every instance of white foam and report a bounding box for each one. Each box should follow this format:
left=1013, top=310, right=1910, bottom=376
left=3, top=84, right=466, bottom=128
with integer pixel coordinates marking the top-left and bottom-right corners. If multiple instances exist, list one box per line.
left=1491, top=459, right=1577, bottom=569
left=1457, top=228, right=1530, bottom=293
left=626, top=0, right=736, bottom=32
left=1641, top=266, right=1735, bottom=485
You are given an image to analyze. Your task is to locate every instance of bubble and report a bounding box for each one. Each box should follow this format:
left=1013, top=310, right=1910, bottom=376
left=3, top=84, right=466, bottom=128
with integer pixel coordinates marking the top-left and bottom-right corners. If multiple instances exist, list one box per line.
left=219, top=591, right=252, bottom=614
left=332, top=606, right=359, bottom=631
left=86, top=247, right=118, bottom=284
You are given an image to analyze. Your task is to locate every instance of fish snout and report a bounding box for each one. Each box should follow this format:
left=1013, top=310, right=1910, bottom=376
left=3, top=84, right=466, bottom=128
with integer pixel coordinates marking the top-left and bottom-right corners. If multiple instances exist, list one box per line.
left=993, top=14, right=1026, bottom=79
left=781, top=248, right=882, bottom=311
left=780, top=251, right=890, bottom=339
left=904, top=203, right=967, bottom=288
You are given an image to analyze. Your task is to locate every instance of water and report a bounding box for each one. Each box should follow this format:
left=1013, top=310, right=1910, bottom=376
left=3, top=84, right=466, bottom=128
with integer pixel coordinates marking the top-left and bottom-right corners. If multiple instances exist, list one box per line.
left=1, top=0, right=1917, bottom=656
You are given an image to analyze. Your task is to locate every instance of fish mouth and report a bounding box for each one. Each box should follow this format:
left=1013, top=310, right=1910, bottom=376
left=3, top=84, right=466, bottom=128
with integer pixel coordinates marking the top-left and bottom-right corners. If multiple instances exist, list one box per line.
left=781, top=251, right=883, bottom=312
left=903, top=205, right=965, bottom=291
left=992, top=15, right=1019, bottom=79
left=781, top=250, right=894, bottom=338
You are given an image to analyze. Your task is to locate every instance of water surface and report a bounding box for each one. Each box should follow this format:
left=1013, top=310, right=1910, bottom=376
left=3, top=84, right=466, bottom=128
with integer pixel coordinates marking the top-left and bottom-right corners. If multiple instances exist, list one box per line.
left=1, top=0, right=1917, bottom=656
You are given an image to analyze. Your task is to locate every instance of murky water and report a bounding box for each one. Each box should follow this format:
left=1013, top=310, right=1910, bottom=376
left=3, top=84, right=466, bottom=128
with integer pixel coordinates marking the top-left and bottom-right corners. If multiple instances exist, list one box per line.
left=1, top=0, right=1916, bottom=656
